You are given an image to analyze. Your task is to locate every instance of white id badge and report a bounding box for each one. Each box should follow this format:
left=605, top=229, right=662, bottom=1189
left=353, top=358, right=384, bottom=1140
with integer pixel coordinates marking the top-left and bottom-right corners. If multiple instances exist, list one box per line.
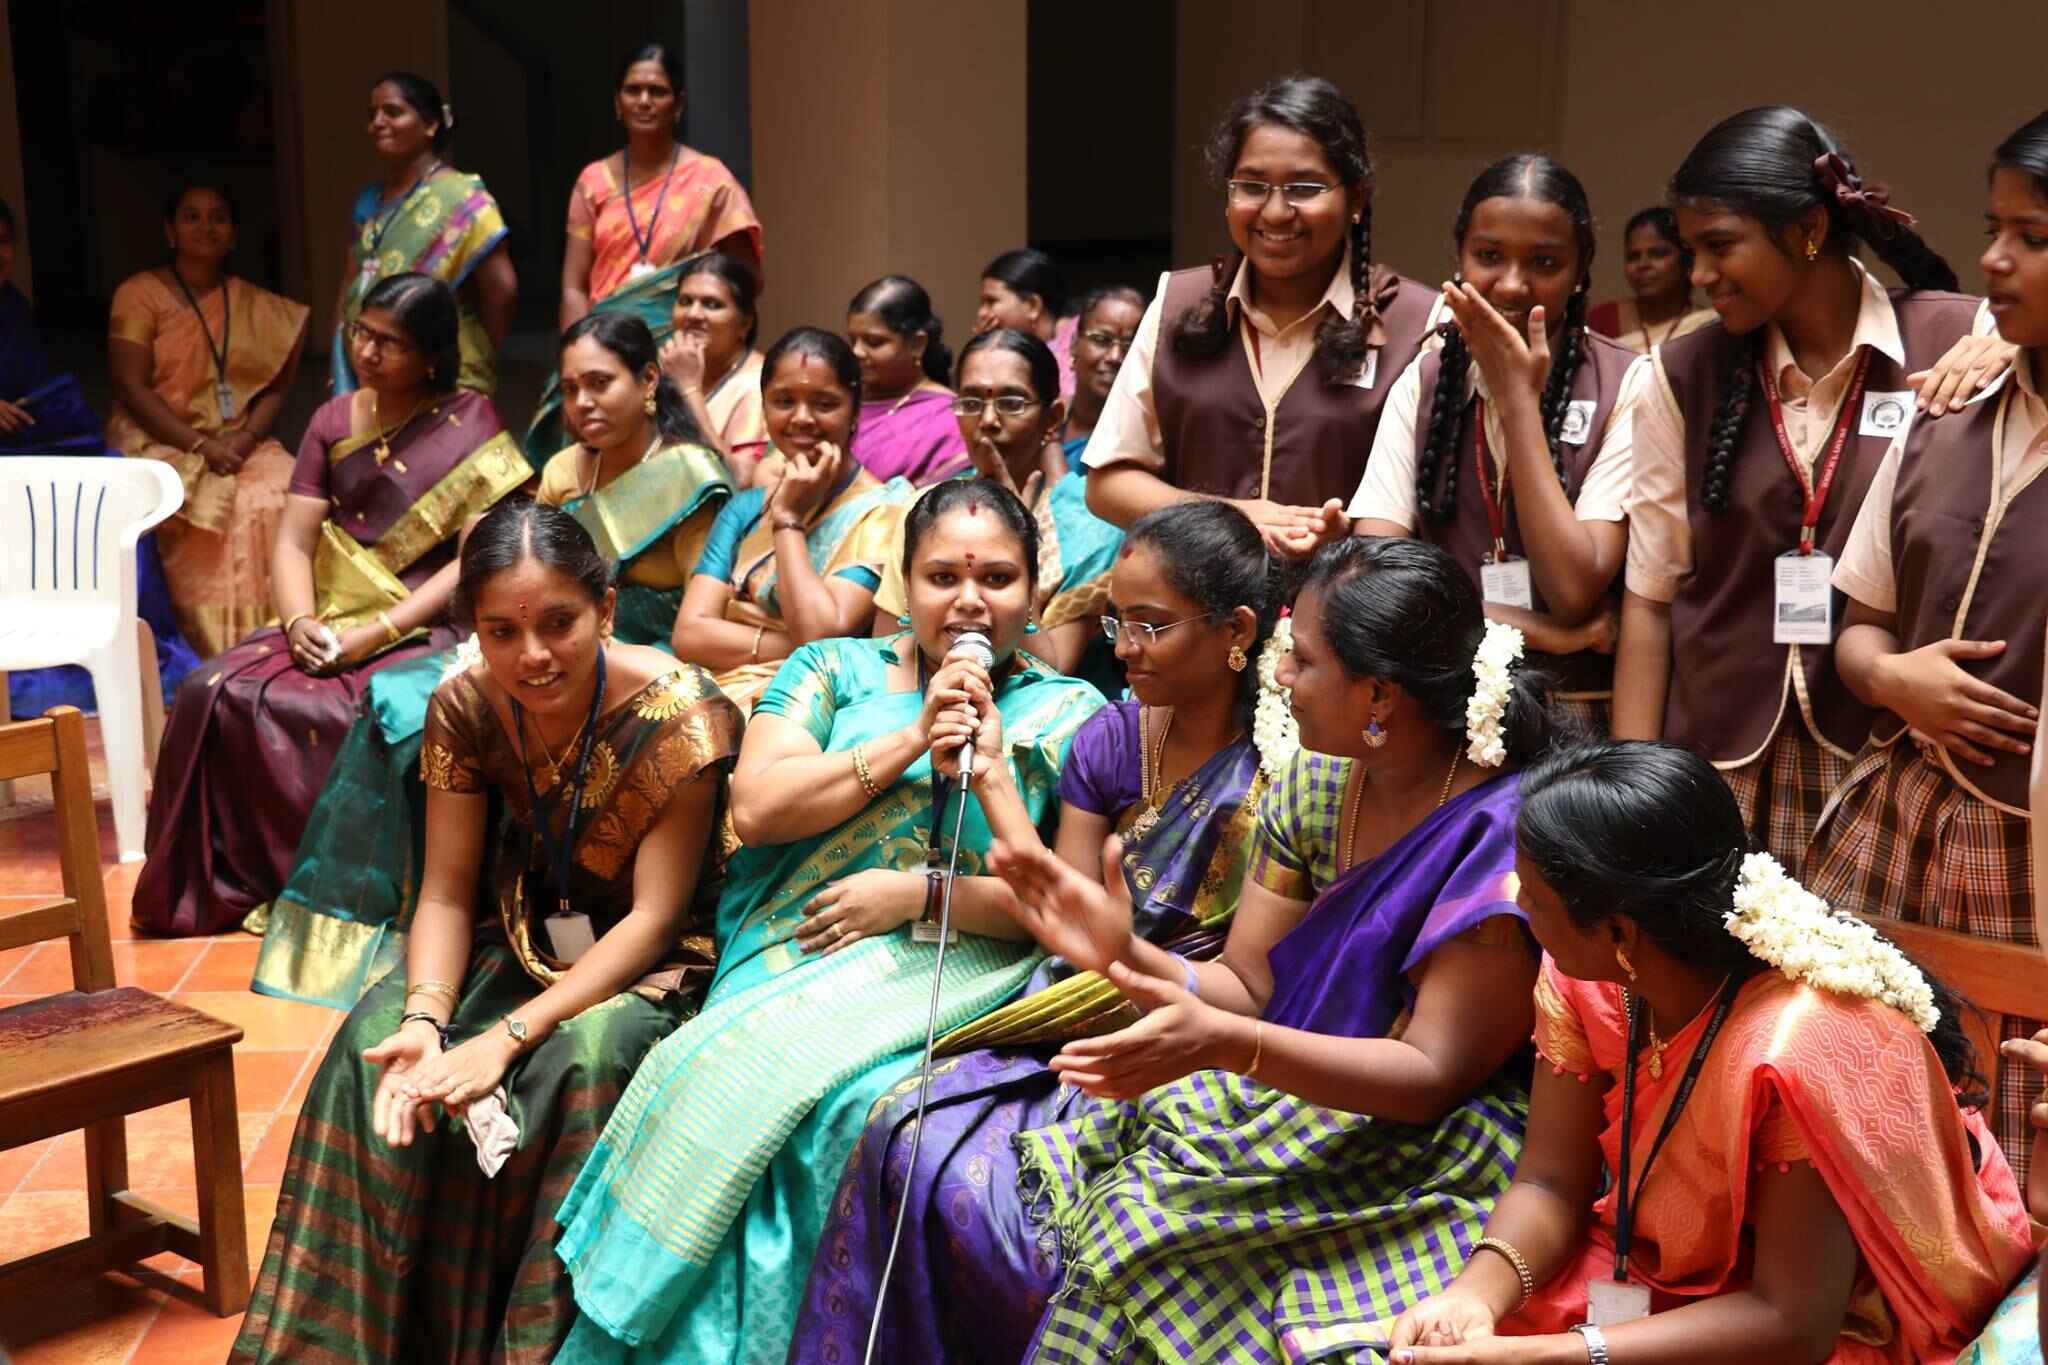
left=1345, top=350, right=1379, bottom=390
left=1772, top=550, right=1834, bottom=645
left=544, top=912, right=597, bottom=963
left=1559, top=398, right=1598, bottom=446
left=627, top=260, right=656, bottom=280
left=911, top=919, right=960, bottom=945
left=1858, top=390, right=1913, bottom=439
left=216, top=382, right=237, bottom=421
left=1481, top=556, right=1535, bottom=610
left=1586, top=1277, right=1653, bottom=1326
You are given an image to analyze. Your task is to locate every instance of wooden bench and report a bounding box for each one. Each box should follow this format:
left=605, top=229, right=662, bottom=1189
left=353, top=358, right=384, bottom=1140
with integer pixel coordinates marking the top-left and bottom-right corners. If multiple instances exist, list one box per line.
left=0, top=707, right=249, bottom=1315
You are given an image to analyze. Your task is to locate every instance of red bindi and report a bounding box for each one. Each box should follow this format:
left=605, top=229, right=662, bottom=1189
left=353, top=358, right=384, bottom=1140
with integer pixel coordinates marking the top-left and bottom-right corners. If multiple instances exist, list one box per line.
left=1118, top=544, right=1134, bottom=559
left=965, top=551, right=975, bottom=567
left=967, top=501, right=981, bottom=516
left=799, top=354, right=813, bottom=374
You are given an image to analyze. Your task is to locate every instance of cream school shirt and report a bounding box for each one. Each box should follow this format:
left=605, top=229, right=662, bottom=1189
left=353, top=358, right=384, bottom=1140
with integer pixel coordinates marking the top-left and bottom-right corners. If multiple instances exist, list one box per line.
left=1834, top=353, right=2048, bottom=612
left=1346, top=349, right=1648, bottom=530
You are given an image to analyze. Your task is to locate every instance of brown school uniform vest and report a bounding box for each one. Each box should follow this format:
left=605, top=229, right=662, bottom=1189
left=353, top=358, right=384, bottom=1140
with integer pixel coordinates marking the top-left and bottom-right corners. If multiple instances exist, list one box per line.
left=1874, top=381, right=2045, bottom=811
left=1661, top=292, right=1978, bottom=764
left=1150, top=263, right=1437, bottom=506
left=1412, top=328, right=1638, bottom=696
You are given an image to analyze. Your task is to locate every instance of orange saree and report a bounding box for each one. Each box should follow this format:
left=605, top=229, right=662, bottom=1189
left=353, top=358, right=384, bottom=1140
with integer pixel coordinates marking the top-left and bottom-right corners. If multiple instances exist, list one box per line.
left=1510, top=960, right=2037, bottom=1363
left=568, top=152, right=762, bottom=304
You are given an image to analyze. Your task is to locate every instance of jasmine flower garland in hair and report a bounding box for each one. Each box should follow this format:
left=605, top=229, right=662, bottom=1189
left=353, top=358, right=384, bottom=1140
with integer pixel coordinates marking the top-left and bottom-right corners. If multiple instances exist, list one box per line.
left=1723, top=853, right=1940, bottom=1033
left=441, top=632, right=484, bottom=684
left=1252, top=615, right=1299, bottom=778
left=1463, top=620, right=1523, bottom=768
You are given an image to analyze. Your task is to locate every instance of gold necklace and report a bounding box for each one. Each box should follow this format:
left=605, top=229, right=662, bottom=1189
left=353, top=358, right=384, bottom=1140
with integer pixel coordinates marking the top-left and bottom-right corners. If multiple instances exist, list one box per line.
left=1126, top=708, right=1177, bottom=840
left=1343, top=751, right=1462, bottom=872
left=882, top=384, right=924, bottom=419
left=1636, top=973, right=1732, bottom=1081
left=370, top=391, right=429, bottom=465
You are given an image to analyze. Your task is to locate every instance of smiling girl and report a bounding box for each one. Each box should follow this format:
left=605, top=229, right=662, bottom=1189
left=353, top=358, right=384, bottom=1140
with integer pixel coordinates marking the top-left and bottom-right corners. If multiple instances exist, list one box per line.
left=1352, top=155, right=1641, bottom=734
left=1612, top=105, right=1977, bottom=871
left=1806, top=110, right=2048, bottom=1182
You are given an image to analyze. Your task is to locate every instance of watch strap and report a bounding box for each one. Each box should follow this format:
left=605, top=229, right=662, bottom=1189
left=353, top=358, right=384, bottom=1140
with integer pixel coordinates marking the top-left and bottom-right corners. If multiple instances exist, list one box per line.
left=1570, top=1323, right=1610, bottom=1364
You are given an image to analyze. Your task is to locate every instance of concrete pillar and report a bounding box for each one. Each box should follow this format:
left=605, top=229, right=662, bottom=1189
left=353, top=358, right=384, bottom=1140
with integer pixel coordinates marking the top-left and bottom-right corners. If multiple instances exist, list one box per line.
left=747, top=0, right=1027, bottom=347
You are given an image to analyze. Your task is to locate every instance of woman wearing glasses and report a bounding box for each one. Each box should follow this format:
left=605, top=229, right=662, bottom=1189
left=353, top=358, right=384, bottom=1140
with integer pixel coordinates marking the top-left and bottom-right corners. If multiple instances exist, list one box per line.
left=133, top=274, right=527, bottom=937
left=670, top=327, right=914, bottom=712
left=874, top=329, right=1123, bottom=678
left=1080, top=75, right=1439, bottom=553
left=793, top=499, right=1276, bottom=1362
left=1062, top=285, right=1147, bottom=470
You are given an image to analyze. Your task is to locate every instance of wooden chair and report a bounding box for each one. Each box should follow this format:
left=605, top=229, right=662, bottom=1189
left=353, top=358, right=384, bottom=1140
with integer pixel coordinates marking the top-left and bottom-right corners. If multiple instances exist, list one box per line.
left=0, top=707, right=249, bottom=1315
left=1858, top=913, right=2044, bottom=1140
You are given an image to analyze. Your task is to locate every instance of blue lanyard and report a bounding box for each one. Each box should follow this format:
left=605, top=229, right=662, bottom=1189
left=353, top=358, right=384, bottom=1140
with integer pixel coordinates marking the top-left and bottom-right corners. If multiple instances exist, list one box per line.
left=362, top=161, right=445, bottom=263
left=621, top=147, right=681, bottom=264
left=510, top=650, right=607, bottom=916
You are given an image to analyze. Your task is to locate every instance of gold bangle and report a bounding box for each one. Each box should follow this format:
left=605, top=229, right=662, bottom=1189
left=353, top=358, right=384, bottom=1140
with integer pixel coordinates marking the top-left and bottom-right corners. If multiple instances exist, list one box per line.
left=377, top=610, right=403, bottom=646
left=282, top=612, right=312, bottom=637
left=1246, top=1020, right=1264, bottom=1077
left=1474, top=1236, right=1536, bottom=1309
left=851, top=742, right=882, bottom=799
left=407, top=980, right=459, bottom=1005
left=751, top=625, right=765, bottom=663
left=189, top=434, right=210, bottom=456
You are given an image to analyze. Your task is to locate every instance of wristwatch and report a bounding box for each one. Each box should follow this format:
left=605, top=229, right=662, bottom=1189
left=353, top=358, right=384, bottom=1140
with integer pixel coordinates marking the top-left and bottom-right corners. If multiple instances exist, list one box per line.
left=1570, top=1323, right=1610, bottom=1364
left=501, top=1014, right=530, bottom=1050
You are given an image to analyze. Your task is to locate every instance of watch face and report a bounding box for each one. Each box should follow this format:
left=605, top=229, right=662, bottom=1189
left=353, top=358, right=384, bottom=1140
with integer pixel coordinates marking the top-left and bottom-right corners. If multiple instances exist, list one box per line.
left=506, top=1016, right=528, bottom=1042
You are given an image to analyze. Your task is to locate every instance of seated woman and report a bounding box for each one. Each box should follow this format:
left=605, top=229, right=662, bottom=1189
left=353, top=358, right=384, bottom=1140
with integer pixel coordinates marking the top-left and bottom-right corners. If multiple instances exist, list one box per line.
left=1061, top=285, right=1146, bottom=470
left=975, top=246, right=1078, bottom=398
left=873, top=328, right=1124, bottom=678
left=846, top=536, right=1554, bottom=1364
left=133, top=273, right=527, bottom=937
left=552, top=479, right=1106, bottom=1361
left=1585, top=207, right=1717, bottom=354
left=1, top=194, right=198, bottom=719
left=658, top=251, right=769, bottom=484
left=792, top=499, right=1277, bottom=1360
left=253, top=312, right=729, bottom=1005
left=845, top=274, right=967, bottom=484
left=1388, top=740, right=2036, bottom=1365
left=108, top=180, right=310, bottom=658
left=670, top=326, right=914, bottom=713
left=231, top=500, right=743, bottom=1363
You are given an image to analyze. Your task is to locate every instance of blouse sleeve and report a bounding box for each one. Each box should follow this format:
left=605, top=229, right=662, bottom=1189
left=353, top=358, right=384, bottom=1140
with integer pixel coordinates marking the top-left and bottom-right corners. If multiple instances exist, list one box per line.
left=692, top=485, right=766, bottom=583
left=421, top=676, right=486, bottom=794
left=750, top=640, right=842, bottom=748
left=1532, top=954, right=1601, bottom=1080
left=1751, top=1095, right=1814, bottom=1167
left=1621, top=351, right=1693, bottom=604
left=1346, top=355, right=1427, bottom=526
left=566, top=167, right=598, bottom=242
left=1570, top=353, right=1650, bottom=523
left=1830, top=430, right=1905, bottom=613
left=107, top=274, right=160, bottom=349
left=1058, top=701, right=1141, bottom=816
left=1080, top=274, right=1170, bottom=474
left=288, top=398, right=346, bottom=500
left=1244, top=750, right=1325, bottom=903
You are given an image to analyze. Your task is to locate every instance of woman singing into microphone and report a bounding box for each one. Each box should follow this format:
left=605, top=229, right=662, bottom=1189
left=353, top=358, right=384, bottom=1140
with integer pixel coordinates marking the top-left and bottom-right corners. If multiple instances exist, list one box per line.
left=553, top=478, right=1106, bottom=1361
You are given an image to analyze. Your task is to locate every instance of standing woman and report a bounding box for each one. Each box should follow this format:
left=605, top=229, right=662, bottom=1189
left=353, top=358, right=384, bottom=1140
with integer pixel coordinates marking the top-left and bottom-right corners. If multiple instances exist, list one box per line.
left=844, top=274, right=967, bottom=484
left=670, top=327, right=914, bottom=712
left=333, top=72, right=515, bottom=398
left=1350, top=156, right=1641, bottom=734
left=1061, top=285, right=1146, bottom=469
left=657, top=251, right=768, bottom=482
left=134, top=274, right=527, bottom=938
left=233, top=502, right=744, bottom=1364
left=1809, top=111, right=2048, bottom=1181
left=975, top=247, right=1078, bottom=397
left=558, top=42, right=761, bottom=331
left=107, top=181, right=311, bottom=658
left=252, top=313, right=729, bottom=1006
left=1587, top=207, right=1717, bottom=354
left=1082, top=75, right=1439, bottom=548
left=1612, top=106, right=1974, bottom=871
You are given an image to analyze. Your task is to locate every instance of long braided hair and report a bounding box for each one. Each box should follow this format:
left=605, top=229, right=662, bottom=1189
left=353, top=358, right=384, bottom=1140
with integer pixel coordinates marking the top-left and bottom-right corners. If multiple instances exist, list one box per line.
left=1669, top=106, right=1958, bottom=512
left=1170, top=74, right=1376, bottom=386
left=1416, top=155, right=1596, bottom=525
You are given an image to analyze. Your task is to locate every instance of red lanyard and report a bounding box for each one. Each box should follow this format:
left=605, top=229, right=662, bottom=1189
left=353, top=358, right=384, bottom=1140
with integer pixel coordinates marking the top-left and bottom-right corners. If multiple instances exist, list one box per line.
left=1757, top=348, right=1872, bottom=554
left=1471, top=399, right=1511, bottom=561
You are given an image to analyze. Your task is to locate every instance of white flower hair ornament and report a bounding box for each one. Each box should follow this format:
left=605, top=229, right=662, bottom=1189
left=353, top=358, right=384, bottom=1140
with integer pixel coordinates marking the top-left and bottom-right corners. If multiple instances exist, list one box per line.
left=440, top=632, right=484, bottom=684
left=1252, top=615, right=1300, bottom=778
left=1463, top=620, right=1524, bottom=768
left=1723, top=853, right=1940, bottom=1033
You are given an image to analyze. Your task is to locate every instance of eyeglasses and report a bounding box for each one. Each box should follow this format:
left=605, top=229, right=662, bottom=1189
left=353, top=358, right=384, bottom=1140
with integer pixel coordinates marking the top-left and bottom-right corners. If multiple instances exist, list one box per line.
left=951, top=395, right=1040, bottom=418
left=1225, top=179, right=1338, bottom=207
left=1100, top=612, right=1218, bottom=646
left=1081, top=330, right=1137, bottom=355
left=349, top=321, right=415, bottom=354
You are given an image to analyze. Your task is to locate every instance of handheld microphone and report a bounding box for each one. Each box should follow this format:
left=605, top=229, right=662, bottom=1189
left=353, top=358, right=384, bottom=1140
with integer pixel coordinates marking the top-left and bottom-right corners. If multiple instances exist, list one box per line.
left=945, top=630, right=994, bottom=779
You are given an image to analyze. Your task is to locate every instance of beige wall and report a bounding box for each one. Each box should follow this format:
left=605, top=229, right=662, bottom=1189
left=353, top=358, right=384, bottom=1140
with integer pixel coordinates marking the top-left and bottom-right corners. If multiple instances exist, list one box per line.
left=1172, top=0, right=2048, bottom=301
left=268, top=0, right=450, bottom=342
left=749, top=0, right=1028, bottom=350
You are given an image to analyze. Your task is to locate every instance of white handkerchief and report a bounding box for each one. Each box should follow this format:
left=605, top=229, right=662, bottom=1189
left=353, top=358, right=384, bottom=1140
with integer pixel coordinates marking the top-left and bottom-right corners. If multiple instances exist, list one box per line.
left=464, top=1087, right=520, bottom=1177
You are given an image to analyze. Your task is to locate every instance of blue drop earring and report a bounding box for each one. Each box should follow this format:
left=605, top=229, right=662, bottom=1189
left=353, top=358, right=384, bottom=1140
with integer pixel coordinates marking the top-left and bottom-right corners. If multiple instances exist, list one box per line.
left=1024, top=622, right=1040, bottom=634
left=897, top=615, right=911, bottom=627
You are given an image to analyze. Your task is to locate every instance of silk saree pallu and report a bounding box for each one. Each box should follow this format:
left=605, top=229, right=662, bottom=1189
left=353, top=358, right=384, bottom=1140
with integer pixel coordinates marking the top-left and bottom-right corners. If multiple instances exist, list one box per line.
left=557, top=439, right=733, bottom=644
left=134, top=410, right=525, bottom=938
left=573, top=151, right=760, bottom=305
left=524, top=260, right=686, bottom=469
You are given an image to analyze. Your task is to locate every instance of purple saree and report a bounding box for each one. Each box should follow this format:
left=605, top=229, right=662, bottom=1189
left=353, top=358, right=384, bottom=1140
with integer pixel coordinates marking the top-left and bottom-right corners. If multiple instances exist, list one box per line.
left=131, top=391, right=525, bottom=936
left=849, top=387, right=970, bottom=486
left=795, top=769, right=1531, bottom=1364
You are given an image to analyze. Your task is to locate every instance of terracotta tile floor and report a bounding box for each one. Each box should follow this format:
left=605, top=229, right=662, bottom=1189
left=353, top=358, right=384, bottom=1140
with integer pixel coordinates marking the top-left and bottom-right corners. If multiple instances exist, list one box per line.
left=1, top=719, right=336, bottom=1363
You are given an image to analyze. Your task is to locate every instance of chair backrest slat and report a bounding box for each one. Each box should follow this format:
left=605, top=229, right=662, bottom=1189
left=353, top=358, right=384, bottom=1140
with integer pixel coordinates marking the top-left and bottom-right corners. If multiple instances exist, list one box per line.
left=0, top=710, right=115, bottom=990
left=0, top=457, right=181, bottom=607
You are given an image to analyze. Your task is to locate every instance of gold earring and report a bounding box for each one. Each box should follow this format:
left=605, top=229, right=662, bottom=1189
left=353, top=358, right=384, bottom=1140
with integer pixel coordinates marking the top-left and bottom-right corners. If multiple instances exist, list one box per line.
left=1227, top=644, right=1248, bottom=672
left=643, top=389, right=658, bottom=416
left=1615, top=944, right=1637, bottom=981
left=1804, top=239, right=1819, bottom=262
left=1363, top=718, right=1388, bottom=748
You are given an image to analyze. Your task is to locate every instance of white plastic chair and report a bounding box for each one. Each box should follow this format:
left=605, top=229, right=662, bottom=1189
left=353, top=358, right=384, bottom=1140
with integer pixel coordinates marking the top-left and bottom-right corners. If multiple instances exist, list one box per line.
left=0, top=458, right=183, bottom=860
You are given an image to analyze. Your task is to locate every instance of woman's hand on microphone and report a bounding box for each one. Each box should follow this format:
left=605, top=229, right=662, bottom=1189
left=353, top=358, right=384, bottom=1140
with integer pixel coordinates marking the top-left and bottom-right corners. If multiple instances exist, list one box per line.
left=932, top=676, right=1004, bottom=784
left=909, top=652, right=994, bottom=750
